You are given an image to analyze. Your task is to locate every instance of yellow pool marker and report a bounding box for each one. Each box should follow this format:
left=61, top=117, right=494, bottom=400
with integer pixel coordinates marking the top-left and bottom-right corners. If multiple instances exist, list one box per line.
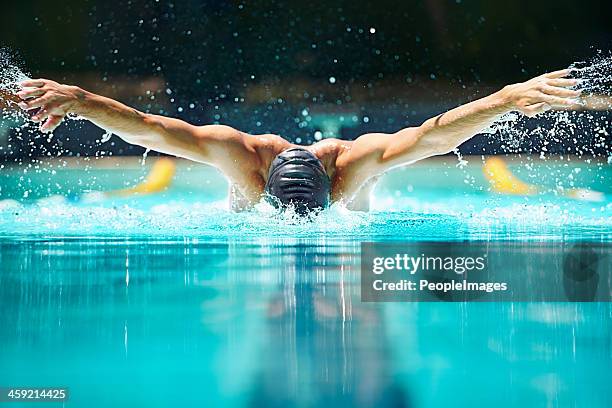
left=106, top=157, right=176, bottom=197
left=22, top=157, right=177, bottom=206
left=483, top=157, right=537, bottom=195
left=483, top=157, right=604, bottom=202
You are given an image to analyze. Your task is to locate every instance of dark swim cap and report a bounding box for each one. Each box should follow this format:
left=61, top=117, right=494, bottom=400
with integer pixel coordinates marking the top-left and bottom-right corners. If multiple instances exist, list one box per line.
left=264, top=147, right=331, bottom=214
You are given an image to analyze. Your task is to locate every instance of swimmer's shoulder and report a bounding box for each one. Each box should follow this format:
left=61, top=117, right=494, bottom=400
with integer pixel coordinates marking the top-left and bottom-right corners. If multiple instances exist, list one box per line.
left=308, top=138, right=351, bottom=155
left=243, top=133, right=294, bottom=175
left=308, top=138, right=351, bottom=170
left=245, top=133, right=293, bottom=152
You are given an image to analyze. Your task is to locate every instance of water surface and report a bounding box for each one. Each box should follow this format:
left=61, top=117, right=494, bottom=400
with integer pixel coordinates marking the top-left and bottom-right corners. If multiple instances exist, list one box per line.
left=0, top=159, right=611, bottom=407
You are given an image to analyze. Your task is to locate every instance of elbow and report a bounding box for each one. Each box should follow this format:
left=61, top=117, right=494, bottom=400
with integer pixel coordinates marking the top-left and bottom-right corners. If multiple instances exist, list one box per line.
left=426, top=141, right=457, bottom=157
left=433, top=141, right=458, bottom=156
left=129, top=113, right=166, bottom=144
left=112, top=113, right=158, bottom=146
left=141, top=112, right=161, bottom=131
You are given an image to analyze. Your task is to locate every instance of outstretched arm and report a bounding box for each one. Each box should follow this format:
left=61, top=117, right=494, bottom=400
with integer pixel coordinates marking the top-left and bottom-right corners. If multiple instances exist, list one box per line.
left=15, top=79, right=256, bottom=168
left=342, top=69, right=582, bottom=174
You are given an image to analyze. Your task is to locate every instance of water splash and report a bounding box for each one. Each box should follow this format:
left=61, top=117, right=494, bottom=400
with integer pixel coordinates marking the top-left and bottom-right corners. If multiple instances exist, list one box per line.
left=476, top=53, right=612, bottom=196
left=0, top=48, right=31, bottom=122
left=100, top=131, right=113, bottom=143
left=452, top=148, right=468, bottom=168
left=0, top=186, right=609, bottom=241
left=0, top=50, right=86, bottom=145
left=0, top=49, right=29, bottom=94
left=482, top=53, right=612, bottom=156
left=141, top=148, right=151, bottom=166
left=570, top=52, right=612, bottom=97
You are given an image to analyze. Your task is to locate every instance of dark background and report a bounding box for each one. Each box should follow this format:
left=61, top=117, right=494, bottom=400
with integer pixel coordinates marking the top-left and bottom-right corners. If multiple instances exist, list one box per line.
left=1, top=0, right=611, bottom=158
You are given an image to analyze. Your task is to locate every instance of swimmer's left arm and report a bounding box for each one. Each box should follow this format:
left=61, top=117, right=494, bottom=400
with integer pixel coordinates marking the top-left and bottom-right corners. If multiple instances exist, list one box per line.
left=346, top=69, right=582, bottom=172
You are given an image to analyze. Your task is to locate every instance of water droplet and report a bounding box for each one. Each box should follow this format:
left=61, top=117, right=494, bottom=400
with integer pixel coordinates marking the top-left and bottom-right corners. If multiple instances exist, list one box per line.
left=100, top=131, right=113, bottom=143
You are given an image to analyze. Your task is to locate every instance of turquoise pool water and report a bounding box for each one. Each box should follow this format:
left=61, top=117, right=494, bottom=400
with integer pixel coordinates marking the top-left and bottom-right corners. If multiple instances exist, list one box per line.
left=1, top=157, right=611, bottom=407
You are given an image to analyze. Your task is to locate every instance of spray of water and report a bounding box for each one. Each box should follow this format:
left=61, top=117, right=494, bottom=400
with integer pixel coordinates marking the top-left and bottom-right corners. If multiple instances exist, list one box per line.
left=0, top=49, right=29, bottom=92
left=483, top=53, right=612, bottom=155
left=0, top=48, right=31, bottom=122
left=474, top=53, right=612, bottom=195
left=0, top=49, right=610, bottom=232
left=0, top=50, right=138, bottom=194
left=571, top=53, right=612, bottom=96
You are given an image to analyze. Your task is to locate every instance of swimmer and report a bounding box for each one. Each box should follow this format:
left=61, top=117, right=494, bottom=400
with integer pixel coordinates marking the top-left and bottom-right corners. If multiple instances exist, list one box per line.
left=13, top=69, right=588, bottom=214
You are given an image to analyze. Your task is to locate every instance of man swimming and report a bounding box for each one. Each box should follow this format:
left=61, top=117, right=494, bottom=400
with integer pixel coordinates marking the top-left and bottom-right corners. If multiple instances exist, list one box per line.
left=15, top=69, right=583, bottom=213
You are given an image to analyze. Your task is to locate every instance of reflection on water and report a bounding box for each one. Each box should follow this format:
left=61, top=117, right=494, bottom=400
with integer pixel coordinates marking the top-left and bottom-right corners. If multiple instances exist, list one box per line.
left=241, top=241, right=409, bottom=407
left=1, top=238, right=611, bottom=407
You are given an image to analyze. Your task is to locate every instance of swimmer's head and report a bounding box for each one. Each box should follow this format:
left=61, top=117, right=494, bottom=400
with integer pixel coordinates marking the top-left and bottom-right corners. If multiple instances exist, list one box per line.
left=264, top=147, right=331, bottom=215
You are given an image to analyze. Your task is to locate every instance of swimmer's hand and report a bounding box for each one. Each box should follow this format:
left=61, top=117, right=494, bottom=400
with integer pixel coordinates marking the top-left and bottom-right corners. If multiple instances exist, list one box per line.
left=499, top=69, right=582, bottom=117
left=16, top=79, right=84, bottom=132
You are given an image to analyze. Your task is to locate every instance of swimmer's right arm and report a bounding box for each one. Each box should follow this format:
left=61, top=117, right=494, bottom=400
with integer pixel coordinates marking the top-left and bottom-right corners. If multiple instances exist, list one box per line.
left=15, top=79, right=253, bottom=166
left=345, top=69, right=583, bottom=173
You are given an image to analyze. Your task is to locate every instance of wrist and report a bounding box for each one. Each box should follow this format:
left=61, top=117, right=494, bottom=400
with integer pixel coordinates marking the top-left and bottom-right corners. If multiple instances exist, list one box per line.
left=494, top=85, right=517, bottom=113
left=69, top=87, right=93, bottom=116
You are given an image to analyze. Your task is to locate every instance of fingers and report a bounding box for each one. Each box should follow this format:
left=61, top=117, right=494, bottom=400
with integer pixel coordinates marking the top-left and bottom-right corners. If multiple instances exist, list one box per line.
left=522, top=102, right=551, bottom=118
left=19, top=79, right=46, bottom=88
left=32, top=109, right=50, bottom=123
left=12, top=79, right=65, bottom=132
left=541, top=85, right=581, bottom=98
left=547, top=78, right=578, bottom=88
left=17, top=96, right=48, bottom=111
left=17, top=88, right=46, bottom=100
left=543, top=69, right=570, bottom=79
left=540, top=94, right=582, bottom=109
left=40, top=115, right=64, bottom=133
